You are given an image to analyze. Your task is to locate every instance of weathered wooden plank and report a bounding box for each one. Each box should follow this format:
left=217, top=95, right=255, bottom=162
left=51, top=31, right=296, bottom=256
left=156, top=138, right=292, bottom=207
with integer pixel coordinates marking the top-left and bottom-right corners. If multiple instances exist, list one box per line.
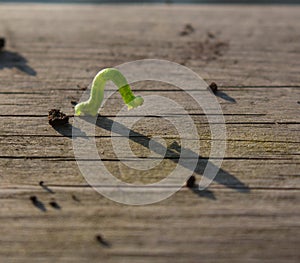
left=1, top=116, right=299, bottom=144
left=0, top=134, right=299, bottom=159
left=0, top=4, right=300, bottom=263
left=1, top=158, right=299, bottom=188
left=0, top=88, right=299, bottom=123
left=1, top=5, right=300, bottom=86
left=0, top=188, right=299, bottom=263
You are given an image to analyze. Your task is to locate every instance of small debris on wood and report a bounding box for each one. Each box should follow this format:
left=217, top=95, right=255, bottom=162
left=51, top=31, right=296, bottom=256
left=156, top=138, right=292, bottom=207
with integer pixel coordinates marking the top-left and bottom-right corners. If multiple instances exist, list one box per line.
left=207, top=31, right=215, bottom=39
left=39, top=181, right=44, bottom=186
left=208, top=82, right=218, bottom=94
left=49, top=200, right=61, bottom=210
left=186, top=175, right=196, bottom=188
left=77, top=84, right=88, bottom=90
left=179, top=23, right=195, bottom=36
left=96, top=234, right=111, bottom=248
left=72, top=194, right=80, bottom=202
left=30, top=195, right=37, bottom=203
left=48, top=109, right=69, bottom=127
left=297, top=101, right=300, bottom=104
left=71, top=100, right=78, bottom=106
left=0, top=37, right=5, bottom=50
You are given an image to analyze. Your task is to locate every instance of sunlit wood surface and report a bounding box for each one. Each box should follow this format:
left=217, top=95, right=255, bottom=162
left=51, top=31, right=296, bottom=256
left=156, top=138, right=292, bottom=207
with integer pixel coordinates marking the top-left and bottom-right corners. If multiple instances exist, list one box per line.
left=0, top=4, right=299, bottom=262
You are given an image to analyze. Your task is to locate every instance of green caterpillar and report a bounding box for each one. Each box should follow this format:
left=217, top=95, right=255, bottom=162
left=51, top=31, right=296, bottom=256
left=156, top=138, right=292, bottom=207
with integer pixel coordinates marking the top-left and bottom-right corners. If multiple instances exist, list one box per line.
left=75, top=68, right=144, bottom=116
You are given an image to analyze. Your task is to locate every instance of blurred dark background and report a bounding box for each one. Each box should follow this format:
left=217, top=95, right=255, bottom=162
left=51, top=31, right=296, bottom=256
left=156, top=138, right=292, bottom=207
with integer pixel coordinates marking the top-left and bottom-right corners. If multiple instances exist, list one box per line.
left=0, top=0, right=300, bottom=4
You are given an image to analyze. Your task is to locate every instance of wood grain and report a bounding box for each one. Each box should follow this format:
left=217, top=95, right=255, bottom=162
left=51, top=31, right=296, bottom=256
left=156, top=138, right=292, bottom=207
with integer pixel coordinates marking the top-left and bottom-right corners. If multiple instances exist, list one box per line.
left=0, top=4, right=299, bottom=263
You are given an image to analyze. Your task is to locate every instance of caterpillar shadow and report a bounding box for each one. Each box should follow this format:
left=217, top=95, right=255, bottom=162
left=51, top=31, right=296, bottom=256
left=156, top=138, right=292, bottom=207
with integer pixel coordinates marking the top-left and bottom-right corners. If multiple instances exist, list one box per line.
left=80, top=115, right=250, bottom=198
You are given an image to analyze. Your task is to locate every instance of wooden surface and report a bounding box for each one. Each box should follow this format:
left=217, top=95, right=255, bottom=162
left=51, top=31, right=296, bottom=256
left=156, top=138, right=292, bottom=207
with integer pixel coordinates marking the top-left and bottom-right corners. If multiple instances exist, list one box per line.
left=0, top=4, right=300, bottom=262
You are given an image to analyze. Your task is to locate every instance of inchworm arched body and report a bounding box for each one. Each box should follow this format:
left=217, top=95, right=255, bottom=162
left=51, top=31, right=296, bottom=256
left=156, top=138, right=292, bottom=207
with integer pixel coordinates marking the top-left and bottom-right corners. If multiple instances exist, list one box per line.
left=75, top=68, right=144, bottom=116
